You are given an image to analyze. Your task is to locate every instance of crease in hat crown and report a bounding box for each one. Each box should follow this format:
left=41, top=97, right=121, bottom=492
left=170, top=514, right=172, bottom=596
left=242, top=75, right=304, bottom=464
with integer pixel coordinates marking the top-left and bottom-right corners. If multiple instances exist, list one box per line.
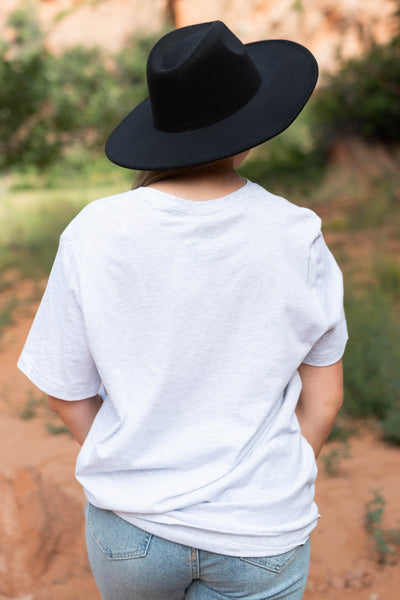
left=147, top=21, right=262, bottom=133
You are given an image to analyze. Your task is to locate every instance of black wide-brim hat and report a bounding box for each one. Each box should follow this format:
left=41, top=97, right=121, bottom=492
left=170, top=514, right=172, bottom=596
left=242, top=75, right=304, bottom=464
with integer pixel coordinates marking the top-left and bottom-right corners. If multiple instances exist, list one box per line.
left=105, top=20, right=318, bottom=170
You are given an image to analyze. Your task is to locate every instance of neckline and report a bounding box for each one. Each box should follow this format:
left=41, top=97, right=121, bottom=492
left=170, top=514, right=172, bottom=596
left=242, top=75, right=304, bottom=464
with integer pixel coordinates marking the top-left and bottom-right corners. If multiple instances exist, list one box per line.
left=138, top=179, right=251, bottom=215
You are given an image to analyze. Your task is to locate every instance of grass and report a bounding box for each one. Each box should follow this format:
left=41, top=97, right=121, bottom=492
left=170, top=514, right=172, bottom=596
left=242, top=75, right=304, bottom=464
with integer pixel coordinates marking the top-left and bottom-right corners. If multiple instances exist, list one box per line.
left=0, top=155, right=133, bottom=278
left=373, top=255, right=400, bottom=302
left=345, top=177, right=400, bottom=233
left=0, top=296, right=18, bottom=340
left=19, top=390, right=72, bottom=436
left=327, top=417, right=358, bottom=442
left=365, top=489, right=400, bottom=564
left=321, top=442, right=351, bottom=477
left=20, top=390, right=47, bottom=420
left=45, top=422, right=72, bottom=436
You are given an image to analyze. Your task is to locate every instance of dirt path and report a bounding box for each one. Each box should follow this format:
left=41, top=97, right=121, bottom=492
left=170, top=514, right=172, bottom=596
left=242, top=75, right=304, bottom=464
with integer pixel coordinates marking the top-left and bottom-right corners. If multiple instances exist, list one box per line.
left=1, top=297, right=399, bottom=599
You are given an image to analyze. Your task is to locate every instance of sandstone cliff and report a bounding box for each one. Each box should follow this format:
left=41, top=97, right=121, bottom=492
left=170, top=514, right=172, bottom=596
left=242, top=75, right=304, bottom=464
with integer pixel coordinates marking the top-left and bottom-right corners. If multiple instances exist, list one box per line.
left=174, top=0, right=398, bottom=69
left=1, top=0, right=398, bottom=71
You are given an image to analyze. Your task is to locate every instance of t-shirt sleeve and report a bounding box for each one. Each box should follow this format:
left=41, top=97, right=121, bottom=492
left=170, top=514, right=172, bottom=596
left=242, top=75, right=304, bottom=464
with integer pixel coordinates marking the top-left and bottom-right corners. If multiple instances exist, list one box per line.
left=17, top=235, right=101, bottom=400
left=303, top=233, right=348, bottom=366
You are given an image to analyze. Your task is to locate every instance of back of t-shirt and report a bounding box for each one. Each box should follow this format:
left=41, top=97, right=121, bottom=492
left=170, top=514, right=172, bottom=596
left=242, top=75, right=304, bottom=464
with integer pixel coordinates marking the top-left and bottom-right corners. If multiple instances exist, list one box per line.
left=18, top=180, right=347, bottom=556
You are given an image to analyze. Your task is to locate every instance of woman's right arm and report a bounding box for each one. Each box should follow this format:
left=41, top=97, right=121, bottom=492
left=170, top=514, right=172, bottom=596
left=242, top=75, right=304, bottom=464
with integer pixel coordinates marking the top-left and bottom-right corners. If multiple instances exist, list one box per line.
left=296, top=360, right=344, bottom=458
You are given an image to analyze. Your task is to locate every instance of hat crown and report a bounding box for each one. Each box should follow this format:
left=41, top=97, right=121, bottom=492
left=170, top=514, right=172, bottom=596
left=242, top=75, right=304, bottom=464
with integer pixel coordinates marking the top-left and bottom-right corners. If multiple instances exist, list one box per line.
left=147, top=21, right=262, bottom=132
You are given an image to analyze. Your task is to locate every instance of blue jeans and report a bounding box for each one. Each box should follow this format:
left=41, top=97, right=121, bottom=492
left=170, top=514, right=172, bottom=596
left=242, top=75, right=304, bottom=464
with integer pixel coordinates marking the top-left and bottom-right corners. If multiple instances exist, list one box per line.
left=85, top=503, right=310, bottom=600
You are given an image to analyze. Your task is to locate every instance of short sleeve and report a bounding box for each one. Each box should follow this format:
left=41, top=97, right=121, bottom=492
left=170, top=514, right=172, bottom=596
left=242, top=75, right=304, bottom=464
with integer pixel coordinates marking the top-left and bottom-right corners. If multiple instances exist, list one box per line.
left=17, top=236, right=101, bottom=400
left=303, top=234, right=348, bottom=366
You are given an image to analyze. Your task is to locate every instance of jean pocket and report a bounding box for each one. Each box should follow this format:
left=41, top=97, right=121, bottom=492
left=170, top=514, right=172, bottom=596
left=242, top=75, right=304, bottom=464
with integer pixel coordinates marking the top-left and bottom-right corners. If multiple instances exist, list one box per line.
left=240, top=543, right=305, bottom=573
left=86, top=503, right=152, bottom=560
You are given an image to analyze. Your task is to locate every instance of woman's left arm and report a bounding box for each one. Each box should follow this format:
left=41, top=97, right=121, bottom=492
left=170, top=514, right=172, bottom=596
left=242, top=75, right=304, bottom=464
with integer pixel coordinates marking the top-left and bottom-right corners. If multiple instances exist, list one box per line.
left=48, top=394, right=103, bottom=445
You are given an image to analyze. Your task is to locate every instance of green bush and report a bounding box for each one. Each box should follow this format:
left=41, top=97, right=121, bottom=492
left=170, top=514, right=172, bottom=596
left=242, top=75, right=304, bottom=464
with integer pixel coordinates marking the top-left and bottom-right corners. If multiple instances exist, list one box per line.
left=0, top=4, right=56, bottom=167
left=373, top=256, right=400, bottom=302
left=113, top=33, right=154, bottom=108
left=46, top=46, right=121, bottom=144
left=381, top=407, right=400, bottom=445
left=238, top=103, right=325, bottom=193
left=313, top=14, right=400, bottom=146
left=342, top=288, right=400, bottom=420
left=365, top=488, right=400, bottom=564
left=0, top=3, right=158, bottom=170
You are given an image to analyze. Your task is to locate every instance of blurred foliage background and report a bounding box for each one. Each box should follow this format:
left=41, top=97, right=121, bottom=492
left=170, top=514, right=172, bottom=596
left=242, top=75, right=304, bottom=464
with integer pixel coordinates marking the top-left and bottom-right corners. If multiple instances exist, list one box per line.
left=1, top=2, right=400, bottom=444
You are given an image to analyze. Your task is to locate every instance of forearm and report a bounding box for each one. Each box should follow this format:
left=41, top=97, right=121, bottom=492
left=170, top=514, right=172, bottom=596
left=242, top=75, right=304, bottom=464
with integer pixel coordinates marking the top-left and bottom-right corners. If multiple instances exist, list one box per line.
left=296, top=361, right=344, bottom=458
left=296, top=401, right=342, bottom=458
left=48, top=394, right=103, bottom=445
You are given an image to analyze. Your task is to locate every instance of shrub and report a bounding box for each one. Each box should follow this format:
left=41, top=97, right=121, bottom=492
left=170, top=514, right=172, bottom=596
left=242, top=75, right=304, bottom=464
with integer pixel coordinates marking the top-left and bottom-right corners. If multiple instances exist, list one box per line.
left=321, top=442, right=351, bottom=477
left=2, top=199, right=84, bottom=276
left=238, top=103, right=325, bottom=193
left=381, top=407, right=400, bottom=445
left=0, top=3, right=159, bottom=170
left=46, top=46, right=120, bottom=145
left=373, top=256, right=400, bottom=302
left=313, top=13, right=400, bottom=147
left=365, top=488, right=400, bottom=564
left=0, top=4, right=56, bottom=167
left=342, top=288, right=400, bottom=420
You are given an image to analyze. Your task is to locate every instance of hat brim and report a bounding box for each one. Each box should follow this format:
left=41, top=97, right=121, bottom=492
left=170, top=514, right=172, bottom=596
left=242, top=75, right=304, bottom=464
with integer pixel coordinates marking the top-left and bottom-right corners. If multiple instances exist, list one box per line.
left=105, top=40, right=318, bottom=170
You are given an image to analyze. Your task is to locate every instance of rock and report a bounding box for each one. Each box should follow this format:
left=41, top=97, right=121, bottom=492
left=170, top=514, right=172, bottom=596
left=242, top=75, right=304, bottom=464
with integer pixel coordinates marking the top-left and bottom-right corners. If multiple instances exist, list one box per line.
left=0, top=467, right=86, bottom=597
left=173, top=0, right=397, bottom=71
left=344, top=567, right=374, bottom=589
left=0, top=0, right=397, bottom=72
